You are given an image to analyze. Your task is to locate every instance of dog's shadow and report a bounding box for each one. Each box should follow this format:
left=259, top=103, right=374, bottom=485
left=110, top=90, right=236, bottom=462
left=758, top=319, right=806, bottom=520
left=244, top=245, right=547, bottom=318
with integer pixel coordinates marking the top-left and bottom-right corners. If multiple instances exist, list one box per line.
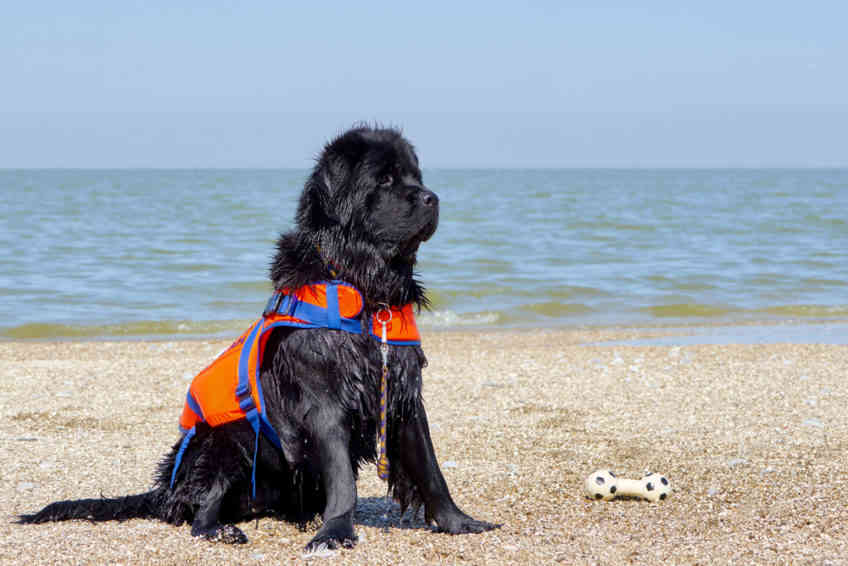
left=353, top=496, right=430, bottom=531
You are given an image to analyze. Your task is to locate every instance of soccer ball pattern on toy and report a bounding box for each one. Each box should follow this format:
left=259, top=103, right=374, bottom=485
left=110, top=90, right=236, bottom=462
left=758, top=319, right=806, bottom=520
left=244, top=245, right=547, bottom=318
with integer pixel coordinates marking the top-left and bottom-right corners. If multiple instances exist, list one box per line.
left=583, top=469, right=618, bottom=501
left=641, top=472, right=671, bottom=502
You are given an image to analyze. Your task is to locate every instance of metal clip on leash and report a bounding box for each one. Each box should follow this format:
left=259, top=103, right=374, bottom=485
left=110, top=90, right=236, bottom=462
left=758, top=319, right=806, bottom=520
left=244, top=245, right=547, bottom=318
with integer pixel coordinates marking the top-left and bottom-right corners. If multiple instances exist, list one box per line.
left=376, top=304, right=392, bottom=482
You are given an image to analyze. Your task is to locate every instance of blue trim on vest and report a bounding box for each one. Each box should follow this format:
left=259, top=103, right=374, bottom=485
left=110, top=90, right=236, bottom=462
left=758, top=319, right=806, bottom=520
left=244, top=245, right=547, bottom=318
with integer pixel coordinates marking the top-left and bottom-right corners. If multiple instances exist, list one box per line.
left=251, top=324, right=283, bottom=451
left=185, top=391, right=204, bottom=421
left=236, top=320, right=264, bottom=399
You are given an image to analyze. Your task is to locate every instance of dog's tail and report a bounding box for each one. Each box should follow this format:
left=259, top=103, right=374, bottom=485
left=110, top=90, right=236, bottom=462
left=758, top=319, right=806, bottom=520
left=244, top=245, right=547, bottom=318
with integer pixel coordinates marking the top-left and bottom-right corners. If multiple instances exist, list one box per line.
left=17, top=490, right=162, bottom=524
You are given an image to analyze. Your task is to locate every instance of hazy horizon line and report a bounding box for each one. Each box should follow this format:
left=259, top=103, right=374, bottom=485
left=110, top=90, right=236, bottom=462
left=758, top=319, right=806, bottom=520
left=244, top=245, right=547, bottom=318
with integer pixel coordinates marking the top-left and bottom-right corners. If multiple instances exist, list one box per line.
left=3, top=165, right=847, bottom=171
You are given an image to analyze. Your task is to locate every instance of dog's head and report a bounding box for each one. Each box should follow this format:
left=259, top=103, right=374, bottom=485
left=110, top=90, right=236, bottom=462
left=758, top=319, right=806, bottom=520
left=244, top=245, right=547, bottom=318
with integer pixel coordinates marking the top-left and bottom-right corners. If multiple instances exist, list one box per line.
left=298, top=126, right=439, bottom=263
left=273, top=126, right=437, bottom=306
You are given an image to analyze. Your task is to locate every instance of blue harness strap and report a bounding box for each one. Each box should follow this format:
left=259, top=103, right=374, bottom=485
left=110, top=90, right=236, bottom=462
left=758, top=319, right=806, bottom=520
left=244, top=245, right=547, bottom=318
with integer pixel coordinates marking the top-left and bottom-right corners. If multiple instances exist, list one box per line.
left=276, top=282, right=362, bottom=334
left=235, top=317, right=284, bottom=499
left=325, top=282, right=341, bottom=330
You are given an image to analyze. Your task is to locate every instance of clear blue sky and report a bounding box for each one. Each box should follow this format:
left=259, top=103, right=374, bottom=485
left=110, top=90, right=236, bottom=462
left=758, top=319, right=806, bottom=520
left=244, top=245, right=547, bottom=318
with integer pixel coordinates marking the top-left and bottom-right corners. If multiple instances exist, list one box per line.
left=2, top=1, right=846, bottom=168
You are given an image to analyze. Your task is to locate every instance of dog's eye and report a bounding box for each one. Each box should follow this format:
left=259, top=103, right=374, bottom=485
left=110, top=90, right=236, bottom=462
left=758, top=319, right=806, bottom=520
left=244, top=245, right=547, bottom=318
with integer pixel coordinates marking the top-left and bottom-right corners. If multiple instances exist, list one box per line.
left=378, top=174, right=394, bottom=187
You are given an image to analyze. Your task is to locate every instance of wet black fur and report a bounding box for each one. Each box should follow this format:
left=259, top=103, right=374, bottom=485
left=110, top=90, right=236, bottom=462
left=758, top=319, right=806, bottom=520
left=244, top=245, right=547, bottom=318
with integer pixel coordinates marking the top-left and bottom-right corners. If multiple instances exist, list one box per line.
left=18, top=126, right=497, bottom=551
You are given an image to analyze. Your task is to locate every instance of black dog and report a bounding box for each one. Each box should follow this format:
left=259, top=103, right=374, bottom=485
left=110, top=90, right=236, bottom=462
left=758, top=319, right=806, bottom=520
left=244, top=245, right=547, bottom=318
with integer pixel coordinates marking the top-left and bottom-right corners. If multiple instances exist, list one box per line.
left=19, top=126, right=496, bottom=551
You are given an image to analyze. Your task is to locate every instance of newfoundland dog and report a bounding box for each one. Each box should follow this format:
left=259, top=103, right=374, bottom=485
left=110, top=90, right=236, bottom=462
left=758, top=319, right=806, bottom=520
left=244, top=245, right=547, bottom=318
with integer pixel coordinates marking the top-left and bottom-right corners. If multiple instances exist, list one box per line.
left=19, top=126, right=496, bottom=551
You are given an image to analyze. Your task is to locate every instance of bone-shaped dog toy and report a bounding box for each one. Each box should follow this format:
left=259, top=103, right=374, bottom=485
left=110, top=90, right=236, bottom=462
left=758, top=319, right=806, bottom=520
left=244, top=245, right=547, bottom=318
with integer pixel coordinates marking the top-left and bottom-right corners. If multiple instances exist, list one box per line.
left=584, top=469, right=671, bottom=502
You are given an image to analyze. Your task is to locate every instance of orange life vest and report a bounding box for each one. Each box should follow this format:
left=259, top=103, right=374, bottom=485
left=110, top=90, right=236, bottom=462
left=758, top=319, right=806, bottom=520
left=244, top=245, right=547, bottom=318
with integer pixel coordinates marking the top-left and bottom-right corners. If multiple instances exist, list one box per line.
left=170, top=281, right=420, bottom=492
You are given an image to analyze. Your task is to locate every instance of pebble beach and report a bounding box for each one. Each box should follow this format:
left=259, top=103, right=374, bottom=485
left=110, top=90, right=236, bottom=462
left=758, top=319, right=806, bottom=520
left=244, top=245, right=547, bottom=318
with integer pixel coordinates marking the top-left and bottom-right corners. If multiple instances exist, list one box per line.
left=2, top=326, right=846, bottom=565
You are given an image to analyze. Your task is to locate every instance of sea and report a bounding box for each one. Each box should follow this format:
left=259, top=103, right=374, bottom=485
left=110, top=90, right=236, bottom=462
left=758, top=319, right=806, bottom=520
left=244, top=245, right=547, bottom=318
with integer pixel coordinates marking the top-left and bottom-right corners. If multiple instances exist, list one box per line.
left=1, top=168, right=847, bottom=340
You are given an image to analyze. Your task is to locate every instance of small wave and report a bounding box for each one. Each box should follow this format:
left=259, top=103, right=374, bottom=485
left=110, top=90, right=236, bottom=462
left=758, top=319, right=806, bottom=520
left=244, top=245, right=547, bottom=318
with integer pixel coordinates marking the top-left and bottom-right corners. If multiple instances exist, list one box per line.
left=2, top=320, right=251, bottom=340
left=800, top=278, right=848, bottom=288
left=161, top=263, right=222, bottom=273
left=227, top=280, right=273, bottom=292
left=417, top=310, right=501, bottom=328
left=208, top=300, right=263, bottom=310
left=427, top=284, right=607, bottom=307
left=642, top=303, right=734, bottom=318
left=526, top=301, right=593, bottom=317
left=757, top=305, right=848, bottom=317
left=802, top=214, right=848, bottom=232
left=570, top=220, right=656, bottom=232
left=643, top=275, right=718, bottom=292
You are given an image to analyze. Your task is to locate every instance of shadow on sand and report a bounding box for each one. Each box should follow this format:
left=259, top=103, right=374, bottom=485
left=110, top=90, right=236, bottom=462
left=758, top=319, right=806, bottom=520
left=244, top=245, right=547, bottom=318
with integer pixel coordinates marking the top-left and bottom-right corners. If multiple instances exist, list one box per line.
left=353, top=496, right=431, bottom=531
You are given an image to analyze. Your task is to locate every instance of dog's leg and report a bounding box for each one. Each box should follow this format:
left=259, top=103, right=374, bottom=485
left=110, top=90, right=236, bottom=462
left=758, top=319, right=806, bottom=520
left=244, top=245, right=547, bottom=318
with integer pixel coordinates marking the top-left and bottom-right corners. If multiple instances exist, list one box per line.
left=397, top=401, right=497, bottom=534
left=304, top=419, right=358, bottom=551
left=190, top=473, right=248, bottom=544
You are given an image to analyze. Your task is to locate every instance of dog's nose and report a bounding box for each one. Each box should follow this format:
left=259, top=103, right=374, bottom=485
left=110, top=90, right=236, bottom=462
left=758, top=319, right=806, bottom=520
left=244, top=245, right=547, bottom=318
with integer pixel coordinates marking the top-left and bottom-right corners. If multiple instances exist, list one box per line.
left=420, top=190, right=439, bottom=208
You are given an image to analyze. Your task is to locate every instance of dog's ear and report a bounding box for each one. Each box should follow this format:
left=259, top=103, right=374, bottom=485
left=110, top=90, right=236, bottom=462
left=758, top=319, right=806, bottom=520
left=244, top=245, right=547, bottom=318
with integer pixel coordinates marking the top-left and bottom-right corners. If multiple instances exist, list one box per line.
left=297, top=153, right=347, bottom=231
left=297, top=129, right=370, bottom=231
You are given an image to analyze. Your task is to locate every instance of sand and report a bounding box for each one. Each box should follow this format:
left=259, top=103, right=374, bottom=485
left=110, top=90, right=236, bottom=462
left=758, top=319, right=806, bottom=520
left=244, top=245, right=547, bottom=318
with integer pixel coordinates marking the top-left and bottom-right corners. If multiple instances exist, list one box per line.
left=1, top=327, right=846, bottom=565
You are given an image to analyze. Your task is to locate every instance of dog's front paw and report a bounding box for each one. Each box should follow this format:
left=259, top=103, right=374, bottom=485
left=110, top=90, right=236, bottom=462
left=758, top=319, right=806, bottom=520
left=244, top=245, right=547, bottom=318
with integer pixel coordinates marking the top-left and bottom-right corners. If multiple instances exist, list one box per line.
left=192, top=523, right=248, bottom=544
left=305, top=516, right=358, bottom=551
left=434, top=508, right=499, bottom=535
